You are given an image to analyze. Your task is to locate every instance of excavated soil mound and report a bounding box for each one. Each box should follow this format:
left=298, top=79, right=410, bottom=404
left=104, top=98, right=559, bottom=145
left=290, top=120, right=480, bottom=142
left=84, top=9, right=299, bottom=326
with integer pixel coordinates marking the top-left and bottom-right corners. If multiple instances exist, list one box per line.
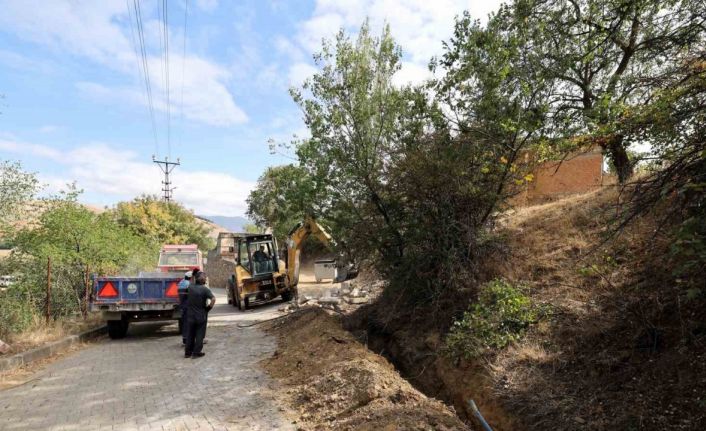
left=262, top=308, right=470, bottom=430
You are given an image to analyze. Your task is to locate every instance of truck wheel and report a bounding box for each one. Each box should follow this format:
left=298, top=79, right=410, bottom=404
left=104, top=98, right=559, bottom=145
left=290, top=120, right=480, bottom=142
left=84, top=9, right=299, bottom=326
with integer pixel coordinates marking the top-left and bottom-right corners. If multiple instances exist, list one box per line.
left=239, top=296, right=249, bottom=311
left=230, top=287, right=238, bottom=308
left=281, top=290, right=293, bottom=302
left=107, top=320, right=129, bottom=339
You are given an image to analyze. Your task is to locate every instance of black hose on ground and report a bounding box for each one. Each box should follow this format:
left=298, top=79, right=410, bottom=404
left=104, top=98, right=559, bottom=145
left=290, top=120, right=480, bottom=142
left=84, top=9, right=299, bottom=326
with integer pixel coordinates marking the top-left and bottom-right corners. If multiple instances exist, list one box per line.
left=235, top=304, right=343, bottom=328
left=235, top=306, right=314, bottom=328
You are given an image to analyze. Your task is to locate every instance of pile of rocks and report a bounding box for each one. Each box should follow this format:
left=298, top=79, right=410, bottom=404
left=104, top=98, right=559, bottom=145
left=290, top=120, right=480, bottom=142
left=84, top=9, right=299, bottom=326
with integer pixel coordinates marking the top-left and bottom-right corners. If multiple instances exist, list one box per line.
left=340, top=282, right=371, bottom=304
left=303, top=282, right=374, bottom=308
left=277, top=280, right=385, bottom=314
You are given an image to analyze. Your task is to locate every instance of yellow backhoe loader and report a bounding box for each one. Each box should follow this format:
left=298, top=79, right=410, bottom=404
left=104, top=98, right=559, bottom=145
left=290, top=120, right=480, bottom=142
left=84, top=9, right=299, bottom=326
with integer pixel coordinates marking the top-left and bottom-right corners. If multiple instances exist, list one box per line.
left=226, top=217, right=356, bottom=310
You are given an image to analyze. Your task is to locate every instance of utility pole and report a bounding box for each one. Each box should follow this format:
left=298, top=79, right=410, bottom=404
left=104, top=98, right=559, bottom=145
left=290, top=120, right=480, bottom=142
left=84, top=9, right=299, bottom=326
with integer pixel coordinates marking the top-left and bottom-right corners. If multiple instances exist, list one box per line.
left=153, top=155, right=180, bottom=202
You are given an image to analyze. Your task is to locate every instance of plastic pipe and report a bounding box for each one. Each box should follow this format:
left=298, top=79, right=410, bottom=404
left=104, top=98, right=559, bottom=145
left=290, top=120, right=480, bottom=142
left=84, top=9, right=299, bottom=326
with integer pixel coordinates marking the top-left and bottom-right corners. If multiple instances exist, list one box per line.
left=467, top=399, right=493, bottom=431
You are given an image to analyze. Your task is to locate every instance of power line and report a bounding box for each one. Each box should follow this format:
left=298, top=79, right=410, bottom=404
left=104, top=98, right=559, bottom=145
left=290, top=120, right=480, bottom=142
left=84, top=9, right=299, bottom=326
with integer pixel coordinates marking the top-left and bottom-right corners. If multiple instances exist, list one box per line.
left=134, top=0, right=159, bottom=157
left=161, top=0, right=171, bottom=158
left=179, top=0, right=189, bottom=150
left=126, top=0, right=159, bottom=155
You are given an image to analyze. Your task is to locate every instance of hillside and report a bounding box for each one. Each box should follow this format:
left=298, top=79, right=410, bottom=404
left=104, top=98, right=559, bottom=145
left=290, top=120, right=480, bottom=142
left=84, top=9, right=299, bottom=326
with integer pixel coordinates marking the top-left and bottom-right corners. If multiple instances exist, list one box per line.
left=349, top=188, right=705, bottom=430
left=198, top=215, right=249, bottom=233
left=194, top=216, right=230, bottom=241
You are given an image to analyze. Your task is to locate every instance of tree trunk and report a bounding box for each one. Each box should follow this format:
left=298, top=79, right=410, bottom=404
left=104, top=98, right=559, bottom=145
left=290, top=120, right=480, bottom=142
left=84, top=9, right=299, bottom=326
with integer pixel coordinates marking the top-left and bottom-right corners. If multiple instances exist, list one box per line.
left=606, top=134, right=632, bottom=183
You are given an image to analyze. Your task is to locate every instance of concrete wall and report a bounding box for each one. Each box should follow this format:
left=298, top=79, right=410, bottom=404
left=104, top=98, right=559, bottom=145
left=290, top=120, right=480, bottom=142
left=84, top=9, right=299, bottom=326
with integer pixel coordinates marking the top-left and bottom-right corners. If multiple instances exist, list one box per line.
left=204, top=249, right=235, bottom=290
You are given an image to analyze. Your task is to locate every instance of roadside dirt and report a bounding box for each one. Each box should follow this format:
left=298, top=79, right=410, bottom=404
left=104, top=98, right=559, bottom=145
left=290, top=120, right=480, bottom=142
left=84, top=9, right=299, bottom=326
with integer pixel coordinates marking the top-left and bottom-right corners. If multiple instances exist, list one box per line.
left=262, top=307, right=470, bottom=430
left=0, top=315, right=103, bottom=355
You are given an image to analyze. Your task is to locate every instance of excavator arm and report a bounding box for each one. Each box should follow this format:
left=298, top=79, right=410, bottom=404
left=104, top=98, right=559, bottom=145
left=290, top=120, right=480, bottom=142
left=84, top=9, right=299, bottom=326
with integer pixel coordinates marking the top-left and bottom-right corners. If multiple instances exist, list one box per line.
left=284, top=216, right=357, bottom=290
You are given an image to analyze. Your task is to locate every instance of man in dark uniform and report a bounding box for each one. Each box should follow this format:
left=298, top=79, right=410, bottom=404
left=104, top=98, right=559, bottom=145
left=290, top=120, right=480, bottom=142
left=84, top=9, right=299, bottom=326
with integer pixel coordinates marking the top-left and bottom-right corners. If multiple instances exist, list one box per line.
left=184, top=270, right=215, bottom=358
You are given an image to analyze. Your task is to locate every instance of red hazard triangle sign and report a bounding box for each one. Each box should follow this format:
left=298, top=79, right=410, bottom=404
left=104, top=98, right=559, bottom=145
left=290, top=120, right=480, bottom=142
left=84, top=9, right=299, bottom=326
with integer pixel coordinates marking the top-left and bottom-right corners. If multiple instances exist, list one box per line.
left=165, top=281, right=179, bottom=298
left=98, top=281, right=118, bottom=298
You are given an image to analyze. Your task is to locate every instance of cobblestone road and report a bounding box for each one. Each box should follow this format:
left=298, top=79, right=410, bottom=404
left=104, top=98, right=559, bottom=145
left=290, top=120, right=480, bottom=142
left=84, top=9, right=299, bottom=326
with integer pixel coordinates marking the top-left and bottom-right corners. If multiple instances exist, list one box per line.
left=0, top=289, right=295, bottom=431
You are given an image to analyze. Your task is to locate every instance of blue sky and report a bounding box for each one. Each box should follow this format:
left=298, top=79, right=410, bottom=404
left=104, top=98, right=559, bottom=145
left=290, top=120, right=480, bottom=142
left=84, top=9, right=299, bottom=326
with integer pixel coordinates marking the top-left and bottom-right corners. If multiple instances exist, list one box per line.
left=0, top=0, right=501, bottom=216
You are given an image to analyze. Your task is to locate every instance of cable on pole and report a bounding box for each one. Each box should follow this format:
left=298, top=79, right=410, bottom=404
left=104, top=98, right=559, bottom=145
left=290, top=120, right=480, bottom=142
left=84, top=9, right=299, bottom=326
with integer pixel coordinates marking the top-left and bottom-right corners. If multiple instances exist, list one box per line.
left=153, top=156, right=180, bottom=202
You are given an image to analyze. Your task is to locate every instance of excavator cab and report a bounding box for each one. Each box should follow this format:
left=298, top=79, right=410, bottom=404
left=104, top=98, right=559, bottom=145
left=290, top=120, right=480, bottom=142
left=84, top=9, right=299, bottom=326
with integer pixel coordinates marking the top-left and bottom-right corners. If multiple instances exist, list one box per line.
left=227, top=234, right=292, bottom=310
left=248, top=239, right=278, bottom=275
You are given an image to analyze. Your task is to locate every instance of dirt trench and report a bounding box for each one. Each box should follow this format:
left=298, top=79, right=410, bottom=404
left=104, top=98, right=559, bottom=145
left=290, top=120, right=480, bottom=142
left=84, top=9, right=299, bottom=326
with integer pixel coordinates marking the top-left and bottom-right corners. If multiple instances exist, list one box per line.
left=344, top=304, right=517, bottom=431
left=261, top=307, right=471, bottom=430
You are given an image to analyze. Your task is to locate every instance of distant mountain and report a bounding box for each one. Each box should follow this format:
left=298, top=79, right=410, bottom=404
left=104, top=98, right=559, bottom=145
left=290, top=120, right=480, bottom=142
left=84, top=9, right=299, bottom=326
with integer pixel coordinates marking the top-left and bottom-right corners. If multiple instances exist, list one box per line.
left=197, top=215, right=250, bottom=233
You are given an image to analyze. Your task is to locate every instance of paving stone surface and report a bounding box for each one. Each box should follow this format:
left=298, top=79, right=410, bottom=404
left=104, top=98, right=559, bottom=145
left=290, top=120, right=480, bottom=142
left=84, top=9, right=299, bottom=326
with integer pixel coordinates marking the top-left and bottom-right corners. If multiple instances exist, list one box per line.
left=0, top=289, right=295, bottom=431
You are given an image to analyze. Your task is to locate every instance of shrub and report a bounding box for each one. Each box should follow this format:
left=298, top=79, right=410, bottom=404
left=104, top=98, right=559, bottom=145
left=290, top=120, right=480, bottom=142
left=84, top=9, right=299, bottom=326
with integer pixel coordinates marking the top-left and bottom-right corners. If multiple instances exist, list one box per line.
left=0, top=287, right=35, bottom=339
left=445, top=279, right=538, bottom=359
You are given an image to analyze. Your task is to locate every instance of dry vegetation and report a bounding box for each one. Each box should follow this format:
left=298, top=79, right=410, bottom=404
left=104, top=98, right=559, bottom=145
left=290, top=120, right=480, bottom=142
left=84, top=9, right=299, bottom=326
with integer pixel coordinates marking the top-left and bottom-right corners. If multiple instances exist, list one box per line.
left=262, top=308, right=469, bottom=430
left=345, top=188, right=705, bottom=430
left=2, top=314, right=102, bottom=355
left=489, top=187, right=706, bottom=430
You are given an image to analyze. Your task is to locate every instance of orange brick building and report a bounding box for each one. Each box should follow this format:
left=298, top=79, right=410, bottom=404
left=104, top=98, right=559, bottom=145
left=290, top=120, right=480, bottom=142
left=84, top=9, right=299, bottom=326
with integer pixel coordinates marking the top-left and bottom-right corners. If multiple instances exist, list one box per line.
left=514, top=150, right=606, bottom=205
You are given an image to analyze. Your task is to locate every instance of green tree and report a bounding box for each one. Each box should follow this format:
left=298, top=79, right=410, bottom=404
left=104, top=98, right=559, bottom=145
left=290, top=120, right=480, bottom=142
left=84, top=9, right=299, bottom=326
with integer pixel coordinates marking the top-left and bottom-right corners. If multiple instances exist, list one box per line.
left=242, top=223, right=263, bottom=234
left=434, top=5, right=551, bottom=219
left=0, top=160, right=40, bottom=235
left=617, top=52, right=706, bottom=288
left=113, top=196, right=214, bottom=251
left=4, top=189, right=154, bottom=335
left=285, top=21, right=543, bottom=300
left=246, top=164, right=320, bottom=241
left=292, top=22, right=431, bottom=263
left=515, top=0, right=705, bottom=182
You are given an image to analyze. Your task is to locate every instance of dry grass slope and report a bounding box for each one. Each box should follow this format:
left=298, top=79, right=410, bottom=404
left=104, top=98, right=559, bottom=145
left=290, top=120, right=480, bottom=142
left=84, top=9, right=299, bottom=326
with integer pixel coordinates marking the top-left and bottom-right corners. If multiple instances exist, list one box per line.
left=488, top=188, right=706, bottom=430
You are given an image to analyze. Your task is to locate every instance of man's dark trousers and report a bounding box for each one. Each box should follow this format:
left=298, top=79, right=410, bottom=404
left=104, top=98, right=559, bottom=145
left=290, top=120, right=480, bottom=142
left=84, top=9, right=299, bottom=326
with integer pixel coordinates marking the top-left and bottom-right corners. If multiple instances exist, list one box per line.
left=185, top=314, right=207, bottom=355
left=179, top=295, right=188, bottom=343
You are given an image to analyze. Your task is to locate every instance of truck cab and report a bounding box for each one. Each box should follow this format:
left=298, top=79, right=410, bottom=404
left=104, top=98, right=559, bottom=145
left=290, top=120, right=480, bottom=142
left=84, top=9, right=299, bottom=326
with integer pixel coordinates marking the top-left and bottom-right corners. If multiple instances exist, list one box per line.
left=158, top=244, right=203, bottom=275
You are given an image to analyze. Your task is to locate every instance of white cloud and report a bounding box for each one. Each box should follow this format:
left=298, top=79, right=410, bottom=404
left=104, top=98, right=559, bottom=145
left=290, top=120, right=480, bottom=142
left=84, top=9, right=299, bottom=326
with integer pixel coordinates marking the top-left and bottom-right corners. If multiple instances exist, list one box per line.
left=0, top=139, right=62, bottom=160
left=297, top=13, right=346, bottom=53
left=393, top=61, right=433, bottom=86
left=0, top=49, right=55, bottom=73
left=0, top=0, right=247, bottom=127
left=274, top=36, right=305, bottom=63
left=288, top=0, right=505, bottom=85
left=196, top=0, right=220, bottom=12
left=77, top=51, right=248, bottom=126
left=288, top=62, right=319, bottom=86
left=38, top=125, right=61, bottom=134
left=0, top=138, right=254, bottom=216
left=0, top=1, right=131, bottom=67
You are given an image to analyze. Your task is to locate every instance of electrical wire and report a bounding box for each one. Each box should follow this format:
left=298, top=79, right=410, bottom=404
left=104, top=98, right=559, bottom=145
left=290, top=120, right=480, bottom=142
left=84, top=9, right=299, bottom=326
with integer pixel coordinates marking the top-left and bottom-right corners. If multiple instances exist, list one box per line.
left=162, top=0, right=171, bottom=158
left=127, top=0, right=159, bottom=156
left=179, top=0, right=188, bottom=151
